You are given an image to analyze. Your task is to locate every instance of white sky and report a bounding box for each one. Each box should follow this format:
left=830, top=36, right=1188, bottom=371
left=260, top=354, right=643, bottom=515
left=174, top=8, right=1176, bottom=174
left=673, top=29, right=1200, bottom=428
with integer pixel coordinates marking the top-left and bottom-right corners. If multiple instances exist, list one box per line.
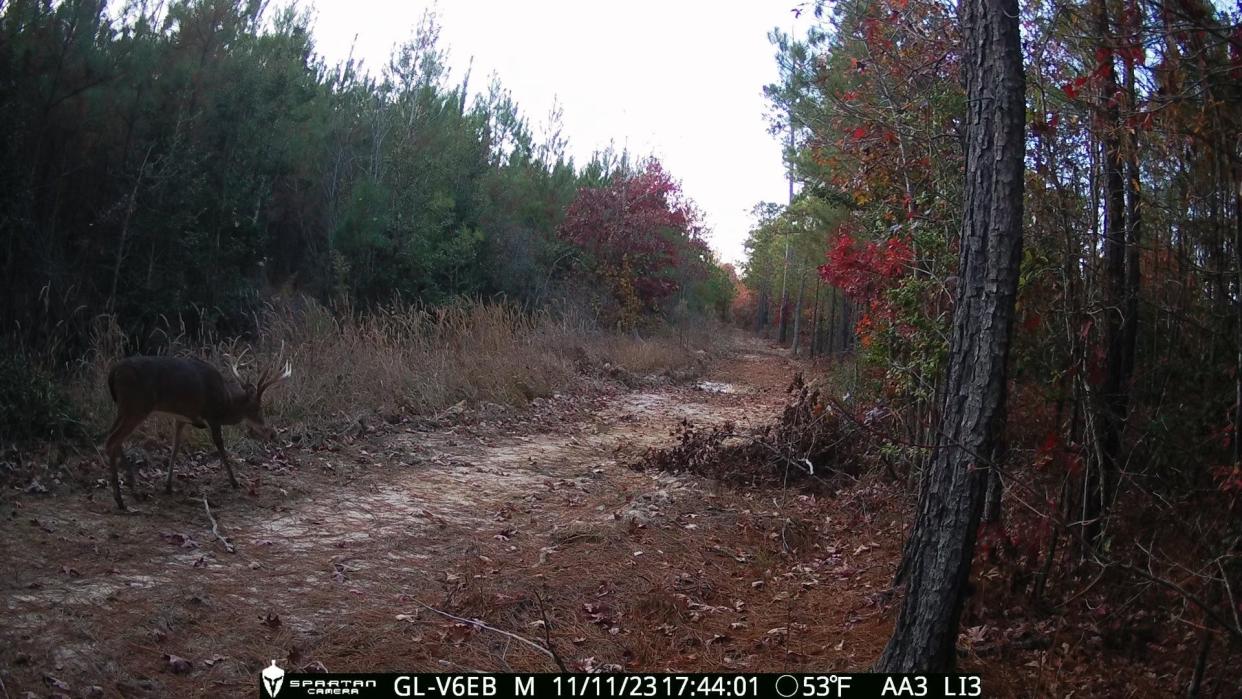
left=308, top=0, right=798, bottom=264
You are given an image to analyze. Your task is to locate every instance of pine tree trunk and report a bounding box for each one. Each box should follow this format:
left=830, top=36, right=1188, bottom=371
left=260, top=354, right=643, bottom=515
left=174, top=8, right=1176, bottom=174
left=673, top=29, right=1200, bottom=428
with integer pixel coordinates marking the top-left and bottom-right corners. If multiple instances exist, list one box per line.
left=1235, top=174, right=1242, bottom=464
left=877, top=0, right=1025, bottom=672
left=826, top=287, right=838, bottom=356
left=810, top=280, right=822, bottom=358
left=1121, top=30, right=1142, bottom=420
left=1087, top=0, right=1131, bottom=543
left=777, top=239, right=790, bottom=343
left=754, top=288, right=768, bottom=336
left=792, top=273, right=806, bottom=356
left=842, top=298, right=853, bottom=352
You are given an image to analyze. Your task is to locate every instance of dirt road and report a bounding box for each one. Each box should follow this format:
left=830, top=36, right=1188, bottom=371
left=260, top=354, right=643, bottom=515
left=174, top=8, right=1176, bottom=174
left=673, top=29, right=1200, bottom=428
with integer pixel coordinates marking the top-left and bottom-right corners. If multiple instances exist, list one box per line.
left=1, top=336, right=902, bottom=696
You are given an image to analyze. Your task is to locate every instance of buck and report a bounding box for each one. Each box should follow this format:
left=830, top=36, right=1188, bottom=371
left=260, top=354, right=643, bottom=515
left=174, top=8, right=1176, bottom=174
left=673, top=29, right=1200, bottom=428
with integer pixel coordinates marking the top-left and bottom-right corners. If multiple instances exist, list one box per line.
left=102, top=354, right=291, bottom=511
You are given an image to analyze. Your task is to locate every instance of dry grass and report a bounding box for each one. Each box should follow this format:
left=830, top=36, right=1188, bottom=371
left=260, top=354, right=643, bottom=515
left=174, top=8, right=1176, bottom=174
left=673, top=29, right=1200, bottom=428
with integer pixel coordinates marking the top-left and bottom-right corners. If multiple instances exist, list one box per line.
left=606, top=334, right=701, bottom=375
left=62, top=298, right=712, bottom=445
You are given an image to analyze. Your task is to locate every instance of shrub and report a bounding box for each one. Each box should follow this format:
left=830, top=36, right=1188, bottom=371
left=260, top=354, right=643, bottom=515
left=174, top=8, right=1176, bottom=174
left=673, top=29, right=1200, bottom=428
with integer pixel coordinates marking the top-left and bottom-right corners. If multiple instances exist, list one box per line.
left=0, top=345, right=83, bottom=446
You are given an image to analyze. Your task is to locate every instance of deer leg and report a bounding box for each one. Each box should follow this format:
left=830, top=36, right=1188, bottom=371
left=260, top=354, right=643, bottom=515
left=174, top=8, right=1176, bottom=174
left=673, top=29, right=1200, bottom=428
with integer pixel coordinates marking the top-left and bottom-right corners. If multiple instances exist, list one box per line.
left=166, top=421, right=186, bottom=494
left=107, top=448, right=126, bottom=511
left=126, top=453, right=138, bottom=494
left=104, top=413, right=146, bottom=511
left=210, top=423, right=239, bottom=488
left=102, top=414, right=126, bottom=511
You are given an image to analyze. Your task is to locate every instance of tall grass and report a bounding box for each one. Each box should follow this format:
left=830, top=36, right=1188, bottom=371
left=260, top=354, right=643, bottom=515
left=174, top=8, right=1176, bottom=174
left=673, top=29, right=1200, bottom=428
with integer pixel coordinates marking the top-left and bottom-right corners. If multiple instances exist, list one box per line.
left=258, top=300, right=585, bottom=426
left=50, top=297, right=712, bottom=445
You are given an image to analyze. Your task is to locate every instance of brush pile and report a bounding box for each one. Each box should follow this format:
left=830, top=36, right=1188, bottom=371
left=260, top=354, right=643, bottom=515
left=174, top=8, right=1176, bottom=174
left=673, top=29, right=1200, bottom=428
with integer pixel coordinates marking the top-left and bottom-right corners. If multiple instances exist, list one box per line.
left=635, top=373, right=868, bottom=490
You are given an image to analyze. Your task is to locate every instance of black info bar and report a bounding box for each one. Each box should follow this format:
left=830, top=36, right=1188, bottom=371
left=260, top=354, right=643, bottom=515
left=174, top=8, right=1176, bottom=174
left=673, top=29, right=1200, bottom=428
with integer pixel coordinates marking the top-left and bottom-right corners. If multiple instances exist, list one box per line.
left=259, top=672, right=985, bottom=699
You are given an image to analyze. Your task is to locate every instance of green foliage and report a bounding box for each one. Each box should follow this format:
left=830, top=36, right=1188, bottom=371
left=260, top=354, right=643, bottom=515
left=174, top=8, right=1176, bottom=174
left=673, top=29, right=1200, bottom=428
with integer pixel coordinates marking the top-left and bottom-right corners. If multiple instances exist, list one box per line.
left=0, top=0, right=729, bottom=363
left=0, top=346, right=82, bottom=445
left=682, top=261, right=737, bottom=321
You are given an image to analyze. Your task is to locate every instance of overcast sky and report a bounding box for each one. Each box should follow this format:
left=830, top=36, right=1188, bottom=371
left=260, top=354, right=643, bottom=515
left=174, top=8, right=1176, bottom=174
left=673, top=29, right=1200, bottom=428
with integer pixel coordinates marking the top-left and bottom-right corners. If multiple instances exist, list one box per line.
left=308, top=0, right=799, bottom=264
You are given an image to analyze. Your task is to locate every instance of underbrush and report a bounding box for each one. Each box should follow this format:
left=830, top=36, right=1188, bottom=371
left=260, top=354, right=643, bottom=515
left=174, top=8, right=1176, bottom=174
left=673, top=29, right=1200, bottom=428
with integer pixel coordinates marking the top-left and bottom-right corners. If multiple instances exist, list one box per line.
left=632, top=357, right=1242, bottom=694
left=0, top=346, right=82, bottom=445
left=3, top=297, right=719, bottom=458
left=635, top=373, right=870, bottom=490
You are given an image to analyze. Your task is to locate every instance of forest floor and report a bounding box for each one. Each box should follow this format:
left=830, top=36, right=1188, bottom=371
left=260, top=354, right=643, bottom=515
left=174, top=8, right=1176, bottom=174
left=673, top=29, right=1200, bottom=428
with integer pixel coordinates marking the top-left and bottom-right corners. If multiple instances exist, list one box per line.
left=0, top=332, right=1227, bottom=697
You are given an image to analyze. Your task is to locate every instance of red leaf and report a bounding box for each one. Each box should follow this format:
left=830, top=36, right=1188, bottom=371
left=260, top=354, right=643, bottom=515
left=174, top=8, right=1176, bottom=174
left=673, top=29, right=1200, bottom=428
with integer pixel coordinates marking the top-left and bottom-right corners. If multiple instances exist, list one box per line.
left=1037, top=431, right=1059, bottom=456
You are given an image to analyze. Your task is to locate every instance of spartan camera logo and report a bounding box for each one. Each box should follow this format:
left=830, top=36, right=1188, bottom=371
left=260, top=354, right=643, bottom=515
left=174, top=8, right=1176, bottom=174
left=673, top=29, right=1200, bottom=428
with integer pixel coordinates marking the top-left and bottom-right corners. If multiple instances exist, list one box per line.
left=262, top=660, right=285, bottom=697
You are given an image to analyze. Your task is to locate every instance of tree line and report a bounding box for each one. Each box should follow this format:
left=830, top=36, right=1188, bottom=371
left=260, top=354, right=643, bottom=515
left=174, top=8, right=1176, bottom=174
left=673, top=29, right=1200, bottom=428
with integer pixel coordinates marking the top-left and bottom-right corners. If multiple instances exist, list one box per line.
left=0, top=0, right=733, bottom=362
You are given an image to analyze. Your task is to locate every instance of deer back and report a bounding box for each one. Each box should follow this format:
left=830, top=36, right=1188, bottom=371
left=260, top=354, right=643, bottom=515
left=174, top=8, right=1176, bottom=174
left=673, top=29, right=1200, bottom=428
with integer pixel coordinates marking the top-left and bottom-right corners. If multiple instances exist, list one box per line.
left=109, top=356, right=247, bottom=424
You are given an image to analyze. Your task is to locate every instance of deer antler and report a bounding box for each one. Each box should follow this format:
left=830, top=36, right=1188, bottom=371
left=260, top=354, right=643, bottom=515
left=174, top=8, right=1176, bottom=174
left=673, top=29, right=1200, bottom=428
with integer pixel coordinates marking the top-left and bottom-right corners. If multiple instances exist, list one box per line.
left=255, top=344, right=293, bottom=398
left=225, top=347, right=250, bottom=383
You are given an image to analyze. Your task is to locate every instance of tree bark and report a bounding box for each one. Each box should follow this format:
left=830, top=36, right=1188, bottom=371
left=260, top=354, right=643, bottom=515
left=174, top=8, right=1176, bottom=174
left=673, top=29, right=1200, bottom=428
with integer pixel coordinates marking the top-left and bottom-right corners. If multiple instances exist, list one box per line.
left=810, top=279, right=822, bottom=358
left=777, top=238, right=790, bottom=343
left=1087, top=0, right=1132, bottom=543
left=792, top=272, right=806, bottom=356
left=754, top=287, right=768, bottom=336
left=826, top=287, right=838, bottom=356
left=877, top=0, right=1025, bottom=672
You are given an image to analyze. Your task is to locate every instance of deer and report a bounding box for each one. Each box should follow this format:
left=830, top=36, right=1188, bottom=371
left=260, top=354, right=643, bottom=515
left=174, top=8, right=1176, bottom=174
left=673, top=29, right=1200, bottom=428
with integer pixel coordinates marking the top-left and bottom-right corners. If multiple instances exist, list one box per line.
left=102, top=353, right=292, bottom=511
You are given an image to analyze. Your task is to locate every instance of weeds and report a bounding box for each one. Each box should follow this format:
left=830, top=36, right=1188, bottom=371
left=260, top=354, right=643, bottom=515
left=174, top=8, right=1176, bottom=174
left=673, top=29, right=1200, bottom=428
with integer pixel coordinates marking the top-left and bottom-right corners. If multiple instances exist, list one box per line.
left=0, top=344, right=83, bottom=444
left=4, top=297, right=713, bottom=455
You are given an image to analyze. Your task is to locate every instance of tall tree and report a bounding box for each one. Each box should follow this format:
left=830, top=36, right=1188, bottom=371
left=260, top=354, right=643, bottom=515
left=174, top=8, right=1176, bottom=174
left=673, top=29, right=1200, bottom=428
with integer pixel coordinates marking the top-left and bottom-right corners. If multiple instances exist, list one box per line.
left=1087, top=0, right=1133, bottom=543
left=877, top=0, right=1025, bottom=672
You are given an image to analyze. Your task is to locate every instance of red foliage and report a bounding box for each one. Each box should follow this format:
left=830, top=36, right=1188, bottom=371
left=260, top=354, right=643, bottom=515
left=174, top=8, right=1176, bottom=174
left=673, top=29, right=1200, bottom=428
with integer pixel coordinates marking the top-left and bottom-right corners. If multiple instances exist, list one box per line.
left=817, top=232, right=912, bottom=301
left=558, top=160, right=707, bottom=305
left=1214, top=465, right=1242, bottom=495
left=1062, top=75, right=1090, bottom=99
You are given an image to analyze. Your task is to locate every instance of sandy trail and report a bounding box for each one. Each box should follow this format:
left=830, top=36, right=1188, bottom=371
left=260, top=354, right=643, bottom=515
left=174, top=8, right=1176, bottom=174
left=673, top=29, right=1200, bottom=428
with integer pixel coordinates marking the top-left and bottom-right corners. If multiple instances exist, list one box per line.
left=1, top=336, right=902, bottom=696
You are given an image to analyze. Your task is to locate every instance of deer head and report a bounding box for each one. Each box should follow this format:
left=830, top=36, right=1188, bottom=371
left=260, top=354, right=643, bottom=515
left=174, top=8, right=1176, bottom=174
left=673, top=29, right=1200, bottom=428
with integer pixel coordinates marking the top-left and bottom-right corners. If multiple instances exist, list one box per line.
left=229, top=354, right=292, bottom=440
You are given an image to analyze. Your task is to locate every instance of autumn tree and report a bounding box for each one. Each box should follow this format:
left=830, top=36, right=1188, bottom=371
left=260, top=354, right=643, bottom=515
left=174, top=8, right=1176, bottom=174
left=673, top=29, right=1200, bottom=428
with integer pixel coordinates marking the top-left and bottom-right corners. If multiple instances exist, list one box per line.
left=558, top=160, right=718, bottom=328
